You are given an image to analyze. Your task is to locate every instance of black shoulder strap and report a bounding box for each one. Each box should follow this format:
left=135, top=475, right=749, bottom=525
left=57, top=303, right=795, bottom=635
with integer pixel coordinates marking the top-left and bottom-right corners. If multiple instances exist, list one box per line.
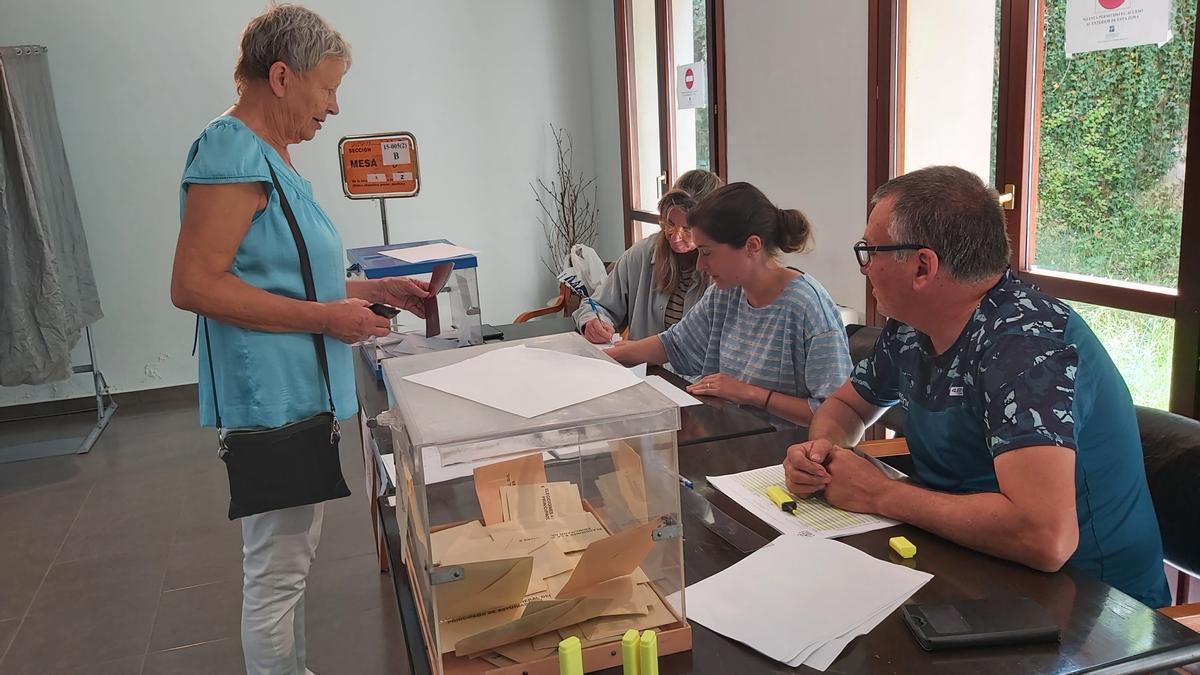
left=203, top=318, right=223, bottom=429
left=267, top=164, right=337, bottom=417
left=202, top=164, right=337, bottom=430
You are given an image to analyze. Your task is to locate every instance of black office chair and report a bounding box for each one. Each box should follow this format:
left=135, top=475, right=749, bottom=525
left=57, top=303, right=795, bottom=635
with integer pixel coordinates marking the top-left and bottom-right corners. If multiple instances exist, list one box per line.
left=845, top=324, right=906, bottom=435
left=1136, top=406, right=1200, bottom=616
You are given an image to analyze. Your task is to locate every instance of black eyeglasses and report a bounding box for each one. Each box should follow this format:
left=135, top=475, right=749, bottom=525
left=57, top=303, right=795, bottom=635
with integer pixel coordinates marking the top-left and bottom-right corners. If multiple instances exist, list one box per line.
left=853, top=240, right=934, bottom=267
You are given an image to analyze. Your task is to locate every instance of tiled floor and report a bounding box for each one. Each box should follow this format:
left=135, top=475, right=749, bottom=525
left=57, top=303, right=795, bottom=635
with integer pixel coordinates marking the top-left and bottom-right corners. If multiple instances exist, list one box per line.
left=0, top=395, right=408, bottom=674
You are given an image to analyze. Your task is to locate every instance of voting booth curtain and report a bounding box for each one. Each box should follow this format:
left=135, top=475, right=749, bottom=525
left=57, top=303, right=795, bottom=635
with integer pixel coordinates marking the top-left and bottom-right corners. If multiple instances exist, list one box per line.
left=0, top=45, right=102, bottom=386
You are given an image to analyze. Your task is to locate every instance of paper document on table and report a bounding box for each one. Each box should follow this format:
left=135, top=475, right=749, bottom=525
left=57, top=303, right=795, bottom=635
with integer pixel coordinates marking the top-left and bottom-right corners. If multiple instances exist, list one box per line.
left=643, top=375, right=702, bottom=407
left=376, top=332, right=460, bottom=358
left=380, top=242, right=478, bottom=263
left=708, top=464, right=896, bottom=538
left=381, top=453, right=398, bottom=489
left=684, top=536, right=932, bottom=670
left=622, top=360, right=702, bottom=407
left=598, top=333, right=623, bottom=351
left=402, top=345, right=642, bottom=418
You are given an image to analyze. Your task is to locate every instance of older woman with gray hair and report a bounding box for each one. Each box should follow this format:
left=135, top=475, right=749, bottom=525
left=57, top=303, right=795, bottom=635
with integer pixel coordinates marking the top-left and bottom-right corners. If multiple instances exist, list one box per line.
left=170, top=5, right=426, bottom=673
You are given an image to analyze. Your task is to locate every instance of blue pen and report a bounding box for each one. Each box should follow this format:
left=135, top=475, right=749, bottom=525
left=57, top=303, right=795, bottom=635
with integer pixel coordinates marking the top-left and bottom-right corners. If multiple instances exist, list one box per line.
left=586, top=297, right=601, bottom=315
left=679, top=476, right=694, bottom=489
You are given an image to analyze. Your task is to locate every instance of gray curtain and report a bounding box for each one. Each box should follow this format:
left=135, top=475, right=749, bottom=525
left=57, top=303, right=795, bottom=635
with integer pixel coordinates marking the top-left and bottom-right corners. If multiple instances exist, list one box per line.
left=0, top=45, right=102, bottom=386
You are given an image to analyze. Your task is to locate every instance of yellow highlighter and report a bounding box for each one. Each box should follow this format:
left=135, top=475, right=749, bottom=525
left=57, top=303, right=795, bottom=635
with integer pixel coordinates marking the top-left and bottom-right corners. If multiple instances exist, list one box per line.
left=639, top=629, right=659, bottom=675
left=889, top=535, right=917, bottom=559
left=766, top=485, right=800, bottom=513
left=558, top=636, right=583, bottom=675
left=621, top=629, right=640, bottom=675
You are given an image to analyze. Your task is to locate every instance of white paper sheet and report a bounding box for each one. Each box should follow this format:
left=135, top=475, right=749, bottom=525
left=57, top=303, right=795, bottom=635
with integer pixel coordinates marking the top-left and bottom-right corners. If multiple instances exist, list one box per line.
left=621, top=361, right=701, bottom=407
left=684, top=536, right=932, bottom=670
left=708, top=464, right=896, bottom=539
left=376, top=332, right=460, bottom=357
left=380, top=243, right=479, bottom=263
left=382, top=452, right=399, bottom=488
left=419, top=446, right=558, bottom=485
left=384, top=448, right=564, bottom=487
left=598, top=333, right=623, bottom=351
left=644, top=375, right=702, bottom=407
left=798, top=601, right=895, bottom=669
left=1065, top=0, right=1172, bottom=57
left=402, top=345, right=642, bottom=418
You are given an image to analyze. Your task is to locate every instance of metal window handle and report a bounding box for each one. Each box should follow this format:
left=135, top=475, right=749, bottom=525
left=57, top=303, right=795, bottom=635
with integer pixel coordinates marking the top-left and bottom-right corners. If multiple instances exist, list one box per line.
left=658, top=171, right=668, bottom=198
left=999, top=183, right=1016, bottom=210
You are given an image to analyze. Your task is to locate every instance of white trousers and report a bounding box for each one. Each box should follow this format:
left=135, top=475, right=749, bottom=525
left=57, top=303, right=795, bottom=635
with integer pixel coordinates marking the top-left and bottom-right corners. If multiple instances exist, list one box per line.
left=241, top=502, right=324, bottom=675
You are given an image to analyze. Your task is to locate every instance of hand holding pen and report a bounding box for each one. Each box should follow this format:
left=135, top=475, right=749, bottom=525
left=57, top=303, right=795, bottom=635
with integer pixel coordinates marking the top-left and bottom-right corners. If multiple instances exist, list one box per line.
left=581, top=298, right=616, bottom=344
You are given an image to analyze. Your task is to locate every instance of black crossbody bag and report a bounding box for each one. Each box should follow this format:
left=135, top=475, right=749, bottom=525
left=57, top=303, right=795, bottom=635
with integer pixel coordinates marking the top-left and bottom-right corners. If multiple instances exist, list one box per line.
left=203, top=164, right=351, bottom=520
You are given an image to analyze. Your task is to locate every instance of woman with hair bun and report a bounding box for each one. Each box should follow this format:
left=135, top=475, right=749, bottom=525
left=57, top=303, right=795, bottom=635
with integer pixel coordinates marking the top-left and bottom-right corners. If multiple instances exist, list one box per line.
left=607, top=182, right=852, bottom=428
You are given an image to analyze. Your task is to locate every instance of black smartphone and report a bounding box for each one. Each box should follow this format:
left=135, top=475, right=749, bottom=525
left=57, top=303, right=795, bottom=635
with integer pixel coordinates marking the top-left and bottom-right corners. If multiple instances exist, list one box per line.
left=902, top=597, right=1060, bottom=651
left=481, top=323, right=504, bottom=341
left=368, top=303, right=401, bottom=319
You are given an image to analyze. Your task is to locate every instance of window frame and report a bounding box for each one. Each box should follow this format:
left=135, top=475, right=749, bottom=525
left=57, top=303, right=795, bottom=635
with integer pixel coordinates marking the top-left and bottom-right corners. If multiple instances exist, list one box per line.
left=867, top=0, right=1200, bottom=416
left=614, top=0, right=728, bottom=248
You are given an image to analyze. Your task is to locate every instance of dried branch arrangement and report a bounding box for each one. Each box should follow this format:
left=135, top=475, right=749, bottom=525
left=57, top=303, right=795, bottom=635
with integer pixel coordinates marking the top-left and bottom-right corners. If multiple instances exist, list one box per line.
left=533, top=125, right=598, bottom=278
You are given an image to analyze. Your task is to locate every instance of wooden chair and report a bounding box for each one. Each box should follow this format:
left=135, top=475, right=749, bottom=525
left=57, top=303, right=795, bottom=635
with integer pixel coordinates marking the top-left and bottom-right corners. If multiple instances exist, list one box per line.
left=514, top=261, right=616, bottom=324
left=513, top=283, right=573, bottom=323
left=1136, top=406, right=1200, bottom=622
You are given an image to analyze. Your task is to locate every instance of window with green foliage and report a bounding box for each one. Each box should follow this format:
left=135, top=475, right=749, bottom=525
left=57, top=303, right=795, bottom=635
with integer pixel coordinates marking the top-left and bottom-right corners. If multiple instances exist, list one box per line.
left=1031, top=2, right=1196, bottom=409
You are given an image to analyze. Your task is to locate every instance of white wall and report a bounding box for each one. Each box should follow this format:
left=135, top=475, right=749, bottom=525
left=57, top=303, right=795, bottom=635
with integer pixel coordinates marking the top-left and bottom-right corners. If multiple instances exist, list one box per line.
left=587, top=0, right=626, bottom=262
left=0, top=0, right=621, bottom=405
left=903, top=0, right=996, bottom=181
left=724, top=0, right=869, bottom=317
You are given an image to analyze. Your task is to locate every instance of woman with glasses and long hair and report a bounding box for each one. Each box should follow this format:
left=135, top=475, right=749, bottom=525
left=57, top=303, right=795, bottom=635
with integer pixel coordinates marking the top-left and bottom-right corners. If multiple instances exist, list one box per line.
left=573, top=169, right=723, bottom=343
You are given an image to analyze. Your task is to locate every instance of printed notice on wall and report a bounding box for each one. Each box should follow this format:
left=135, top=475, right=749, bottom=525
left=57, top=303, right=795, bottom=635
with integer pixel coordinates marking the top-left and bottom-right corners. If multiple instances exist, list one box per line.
left=1065, top=0, right=1172, bottom=57
left=676, top=61, right=707, bottom=110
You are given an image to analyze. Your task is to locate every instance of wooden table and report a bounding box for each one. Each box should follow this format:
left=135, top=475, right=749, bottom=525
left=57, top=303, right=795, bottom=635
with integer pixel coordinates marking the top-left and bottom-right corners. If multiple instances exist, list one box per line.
left=358, top=319, right=1200, bottom=673
left=375, top=427, right=1200, bottom=674
left=669, top=429, right=1200, bottom=674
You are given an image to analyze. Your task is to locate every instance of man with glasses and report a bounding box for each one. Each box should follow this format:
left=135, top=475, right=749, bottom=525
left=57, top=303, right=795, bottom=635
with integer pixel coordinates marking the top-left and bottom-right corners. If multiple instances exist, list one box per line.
left=784, top=165, right=1170, bottom=608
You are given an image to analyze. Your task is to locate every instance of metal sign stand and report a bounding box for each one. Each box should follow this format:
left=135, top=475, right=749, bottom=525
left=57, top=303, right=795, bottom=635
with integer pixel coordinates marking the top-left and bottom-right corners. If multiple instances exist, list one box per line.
left=379, top=198, right=390, bottom=245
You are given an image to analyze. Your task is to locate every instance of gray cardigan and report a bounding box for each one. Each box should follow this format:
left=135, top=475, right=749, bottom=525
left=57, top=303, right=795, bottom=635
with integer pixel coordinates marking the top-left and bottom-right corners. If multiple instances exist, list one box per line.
left=572, top=235, right=709, bottom=340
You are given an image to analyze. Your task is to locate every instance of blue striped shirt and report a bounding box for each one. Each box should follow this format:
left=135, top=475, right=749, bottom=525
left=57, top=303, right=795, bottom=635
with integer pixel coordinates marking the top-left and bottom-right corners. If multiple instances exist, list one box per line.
left=659, top=273, right=853, bottom=427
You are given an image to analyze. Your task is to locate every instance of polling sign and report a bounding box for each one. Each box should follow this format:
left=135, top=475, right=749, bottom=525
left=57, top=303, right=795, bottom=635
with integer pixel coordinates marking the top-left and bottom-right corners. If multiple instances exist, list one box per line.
left=338, top=132, right=421, bottom=199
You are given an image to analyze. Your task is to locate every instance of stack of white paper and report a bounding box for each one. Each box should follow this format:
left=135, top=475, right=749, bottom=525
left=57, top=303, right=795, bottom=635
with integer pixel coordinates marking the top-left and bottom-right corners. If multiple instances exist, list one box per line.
left=708, top=464, right=897, bottom=538
left=402, top=345, right=642, bottom=418
left=380, top=242, right=479, bottom=263
left=684, top=536, right=932, bottom=670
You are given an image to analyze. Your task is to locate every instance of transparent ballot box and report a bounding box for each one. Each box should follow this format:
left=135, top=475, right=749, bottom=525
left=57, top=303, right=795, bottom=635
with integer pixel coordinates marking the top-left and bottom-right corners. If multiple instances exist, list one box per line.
left=379, top=332, right=690, bottom=673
